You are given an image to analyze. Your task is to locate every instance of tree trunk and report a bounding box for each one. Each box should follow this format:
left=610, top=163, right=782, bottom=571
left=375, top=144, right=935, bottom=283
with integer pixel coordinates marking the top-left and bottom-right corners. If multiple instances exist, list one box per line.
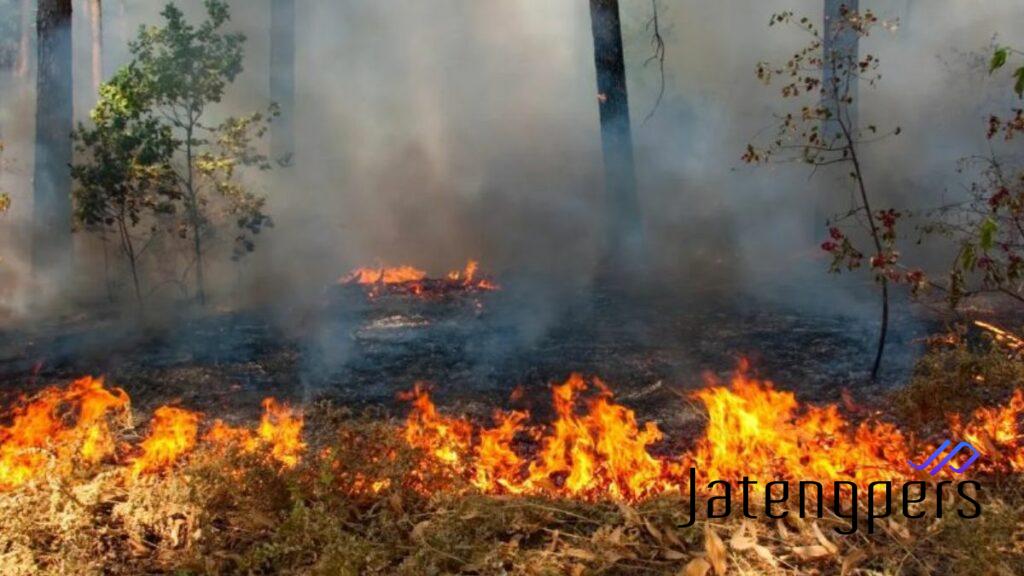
left=86, top=0, right=102, bottom=93
left=588, top=0, right=641, bottom=270
left=32, top=0, right=74, bottom=293
left=822, top=0, right=859, bottom=145
left=16, top=0, right=32, bottom=77
left=815, top=0, right=860, bottom=236
left=270, top=0, right=295, bottom=164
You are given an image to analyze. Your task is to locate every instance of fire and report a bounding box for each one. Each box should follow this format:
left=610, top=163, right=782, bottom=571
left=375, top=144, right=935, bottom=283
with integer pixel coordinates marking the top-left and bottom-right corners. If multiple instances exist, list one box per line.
left=1, top=362, right=1021, bottom=505
left=955, top=389, right=1024, bottom=472
left=340, top=260, right=499, bottom=297
left=0, top=376, right=129, bottom=490
left=400, top=383, right=472, bottom=467
left=343, top=265, right=427, bottom=286
left=130, top=406, right=200, bottom=478
left=690, top=364, right=909, bottom=485
left=204, top=398, right=306, bottom=468
left=0, top=374, right=307, bottom=489
left=402, top=373, right=675, bottom=500
left=399, top=363, right=1024, bottom=502
left=255, top=398, right=306, bottom=468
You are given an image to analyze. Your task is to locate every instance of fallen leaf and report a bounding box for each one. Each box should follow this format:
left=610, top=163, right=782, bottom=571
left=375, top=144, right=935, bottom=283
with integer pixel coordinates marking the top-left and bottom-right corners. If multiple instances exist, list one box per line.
left=411, top=520, right=431, bottom=542
left=753, top=544, right=779, bottom=568
left=811, top=522, right=838, bottom=554
left=662, top=549, right=687, bottom=560
left=841, top=547, right=868, bottom=575
left=681, top=557, right=712, bottom=576
left=886, top=518, right=911, bottom=542
left=730, top=520, right=753, bottom=551
left=565, top=547, right=598, bottom=561
left=793, top=545, right=832, bottom=562
left=705, top=525, right=727, bottom=575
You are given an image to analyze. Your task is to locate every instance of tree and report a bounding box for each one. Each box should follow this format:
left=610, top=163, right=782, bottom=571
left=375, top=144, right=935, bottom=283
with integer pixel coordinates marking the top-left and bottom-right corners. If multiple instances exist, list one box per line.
left=744, top=10, right=903, bottom=380
left=118, top=0, right=273, bottom=304
left=822, top=1, right=859, bottom=143
left=85, top=0, right=103, bottom=93
left=32, top=0, right=74, bottom=291
left=72, top=66, right=178, bottom=307
left=918, top=46, right=1024, bottom=310
left=588, top=0, right=642, bottom=270
left=270, top=0, right=294, bottom=164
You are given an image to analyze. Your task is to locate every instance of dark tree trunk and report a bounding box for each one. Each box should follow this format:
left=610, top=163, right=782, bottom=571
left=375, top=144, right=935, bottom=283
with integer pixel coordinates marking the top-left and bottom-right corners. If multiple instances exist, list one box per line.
left=270, top=0, right=295, bottom=164
left=822, top=0, right=859, bottom=144
left=32, top=0, right=73, bottom=289
left=588, top=0, right=641, bottom=270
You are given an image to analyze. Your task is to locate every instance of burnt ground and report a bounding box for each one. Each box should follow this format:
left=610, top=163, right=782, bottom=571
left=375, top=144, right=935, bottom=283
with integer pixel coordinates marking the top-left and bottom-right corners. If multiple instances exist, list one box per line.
left=0, top=279, right=936, bottom=436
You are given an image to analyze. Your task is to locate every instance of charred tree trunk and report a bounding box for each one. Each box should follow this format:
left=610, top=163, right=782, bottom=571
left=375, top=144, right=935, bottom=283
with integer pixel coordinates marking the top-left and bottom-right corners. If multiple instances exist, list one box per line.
left=588, top=0, right=641, bottom=271
left=32, top=0, right=74, bottom=292
left=270, top=0, right=295, bottom=164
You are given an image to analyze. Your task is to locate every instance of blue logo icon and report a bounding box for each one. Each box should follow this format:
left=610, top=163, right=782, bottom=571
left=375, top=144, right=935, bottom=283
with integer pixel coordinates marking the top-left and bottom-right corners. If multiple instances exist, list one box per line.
left=908, top=439, right=981, bottom=476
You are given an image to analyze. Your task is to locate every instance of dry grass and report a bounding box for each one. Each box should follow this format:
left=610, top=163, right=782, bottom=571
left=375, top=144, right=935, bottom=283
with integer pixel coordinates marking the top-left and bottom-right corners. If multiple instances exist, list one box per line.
left=0, top=402, right=1021, bottom=575
left=2, top=336, right=1024, bottom=575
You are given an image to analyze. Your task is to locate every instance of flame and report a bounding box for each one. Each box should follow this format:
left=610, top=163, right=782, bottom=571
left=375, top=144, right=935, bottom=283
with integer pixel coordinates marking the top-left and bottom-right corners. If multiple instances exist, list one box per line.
left=256, top=398, right=305, bottom=468
left=400, top=383, right=473, bottom=467
left=690, top=362, right=909, bottom=485
left=955, top=389, right=1024, bottom=472
left=0, top=376, right=129, bottom=490
left=130, top=406, right=200, bottom=478
left=401, top=364, right=1014, bottom=501
left=342, top=265, right=427, bottom=286
left=341, top=260, right=499, bottom=296
left=403, top=374, right=674, bottom=500
left=1, top=361, right=1020, bottom=503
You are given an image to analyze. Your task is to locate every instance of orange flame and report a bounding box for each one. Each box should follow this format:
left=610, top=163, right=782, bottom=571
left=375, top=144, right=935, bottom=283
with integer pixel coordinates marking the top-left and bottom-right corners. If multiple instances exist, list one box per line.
left=400, top=364, right=1016, bottom=501
left=205, top=398, right=306, bottom=468
left=690, top=365, right=908, bottom=485
left=130, top=406, right=200, bottom=478
left=341, top=260, right=499, bottom=296
left=0, top=376, right=129, bottom=490
left=342, top=265, right=427, bottom=286
left=256, top=398, right=306, bottom=468
left=955, top=389, right=1024, bottom=472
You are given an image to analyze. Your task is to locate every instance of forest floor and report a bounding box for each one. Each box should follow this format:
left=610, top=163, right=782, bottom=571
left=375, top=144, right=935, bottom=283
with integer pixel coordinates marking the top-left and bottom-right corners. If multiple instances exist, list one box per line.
left=0, top=282, right=1021, bottom=574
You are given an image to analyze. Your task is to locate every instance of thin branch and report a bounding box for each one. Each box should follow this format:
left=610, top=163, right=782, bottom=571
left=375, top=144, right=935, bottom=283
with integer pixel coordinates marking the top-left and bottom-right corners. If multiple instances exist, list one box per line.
left=641, top=0, right=666, bottom=124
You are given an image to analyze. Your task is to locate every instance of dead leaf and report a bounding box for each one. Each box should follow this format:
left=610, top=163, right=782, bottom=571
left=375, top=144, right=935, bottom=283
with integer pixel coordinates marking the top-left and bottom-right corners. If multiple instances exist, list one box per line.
left=841, top=547, right=868, bottom=575
left=565, top=547, right=598, bottom=561
left=644, top=516, right=664, bottom=543
left=886, top=518, right=911, bottom=542
left=662, top=549, right=687, bottom=560
left=776, top=519, right=790, bottom=541
left=411, top=520, right=431, bottom=542
left=810, top=522, right=838, bottom=554
left=681, top=557, right=712, bottom=576
left=792, top=545, right=832, bottom=562
left=705, top=525, right=727, bottom=575
left=730, top=521, right=755, bottom=551
left=753, top=544, right=779, bottom=568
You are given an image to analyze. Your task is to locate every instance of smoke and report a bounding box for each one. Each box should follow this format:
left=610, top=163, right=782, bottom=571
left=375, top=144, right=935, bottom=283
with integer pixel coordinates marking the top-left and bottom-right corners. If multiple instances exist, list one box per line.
left=0, top=0, right=1022, bottom=373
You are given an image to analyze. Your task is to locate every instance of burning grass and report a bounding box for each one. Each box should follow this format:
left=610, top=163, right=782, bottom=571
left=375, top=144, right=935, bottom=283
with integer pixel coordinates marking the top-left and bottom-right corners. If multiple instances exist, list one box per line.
left=0, top=356, right=1022, bottom=574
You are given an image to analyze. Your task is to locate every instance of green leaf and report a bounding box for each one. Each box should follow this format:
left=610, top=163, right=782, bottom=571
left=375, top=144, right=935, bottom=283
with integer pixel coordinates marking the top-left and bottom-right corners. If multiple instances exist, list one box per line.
left=979, top=217, right=998, bottom=251
left=991, top=47, right=1008, bottom=73
left=1015, top=67, right=1024, bottom=98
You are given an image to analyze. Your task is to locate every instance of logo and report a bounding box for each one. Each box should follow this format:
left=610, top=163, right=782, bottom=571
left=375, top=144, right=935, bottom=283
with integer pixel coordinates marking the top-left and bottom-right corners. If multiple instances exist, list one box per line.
left=908, top=439, right=980, bottom=476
